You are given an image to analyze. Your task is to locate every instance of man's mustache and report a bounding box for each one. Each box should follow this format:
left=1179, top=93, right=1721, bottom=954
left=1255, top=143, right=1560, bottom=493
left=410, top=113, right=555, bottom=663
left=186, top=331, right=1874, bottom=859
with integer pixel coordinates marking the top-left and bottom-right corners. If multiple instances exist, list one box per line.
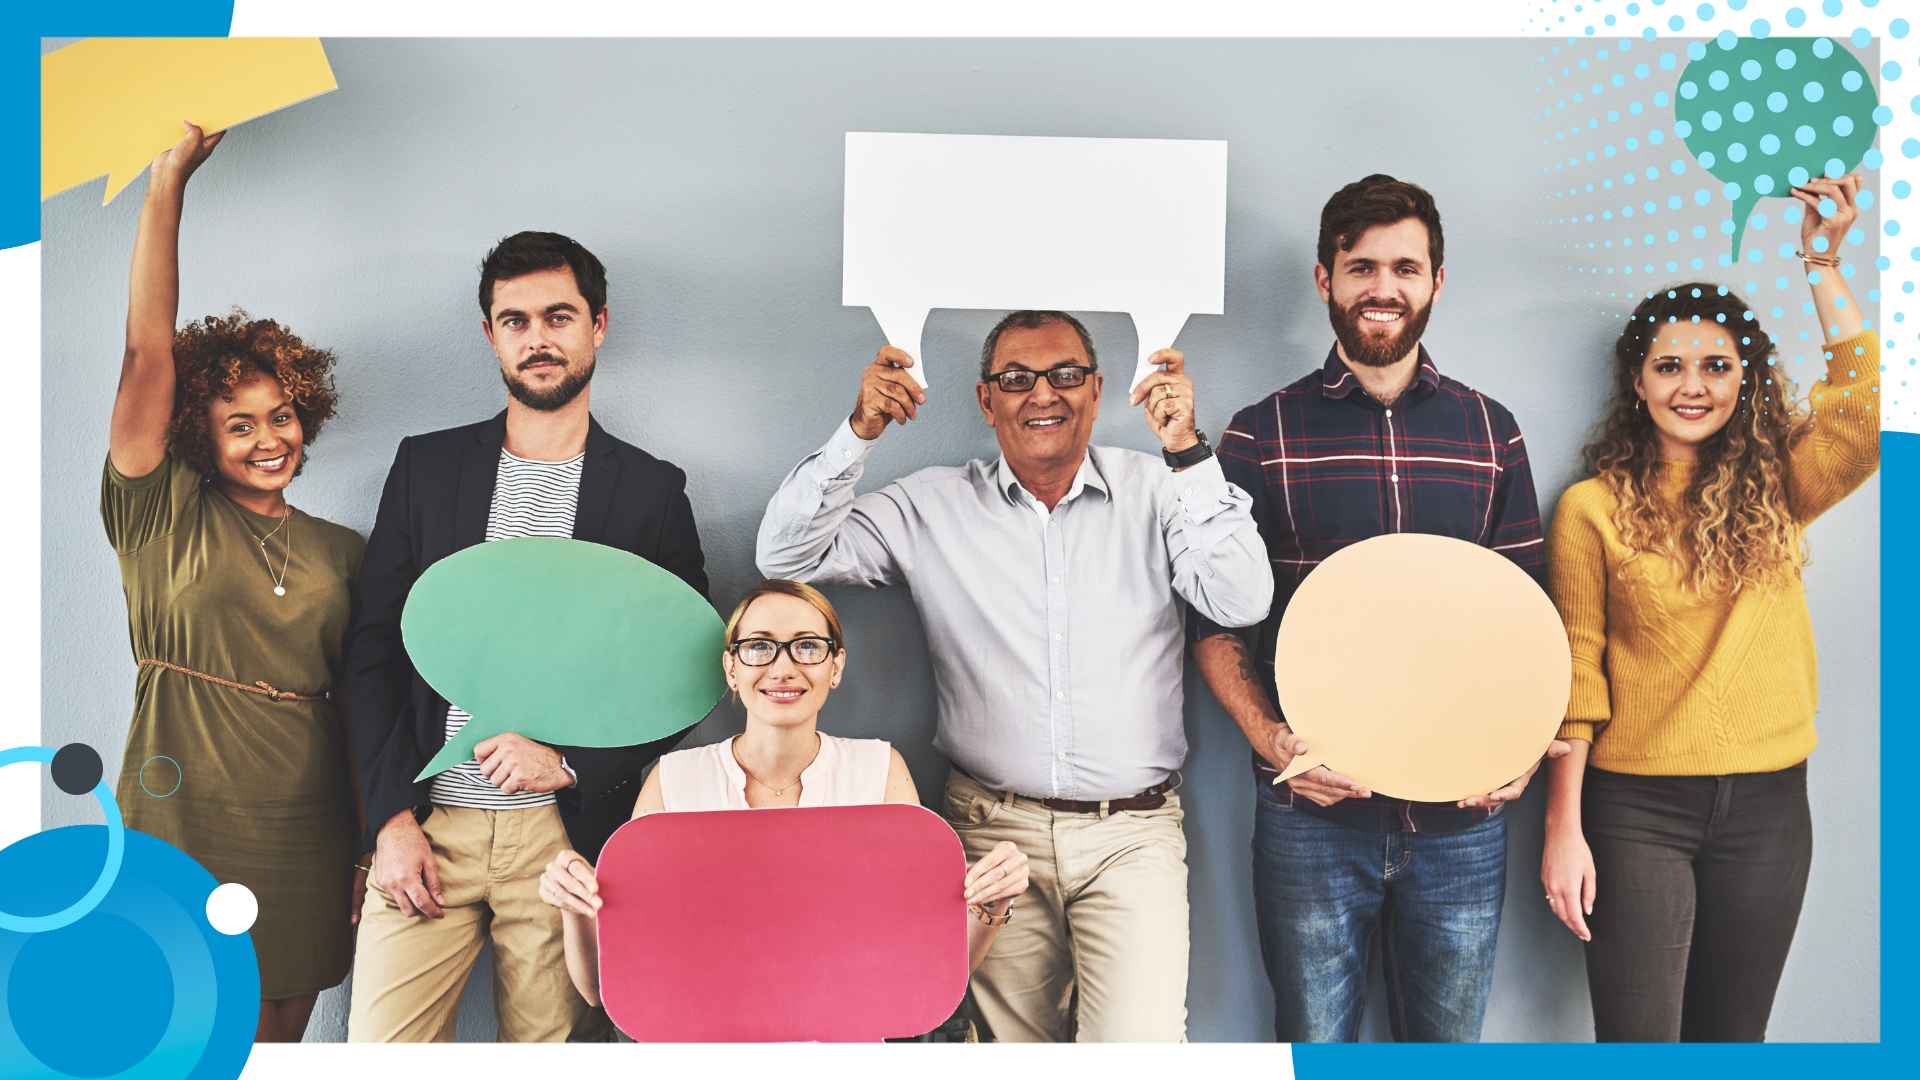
left=517, top=353, right=566, bottom=372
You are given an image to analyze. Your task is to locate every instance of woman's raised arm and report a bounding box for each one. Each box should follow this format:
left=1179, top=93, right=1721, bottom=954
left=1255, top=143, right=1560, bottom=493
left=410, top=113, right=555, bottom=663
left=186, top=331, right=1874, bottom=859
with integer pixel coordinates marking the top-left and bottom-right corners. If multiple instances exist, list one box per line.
left=110, top=122, right=222, bottom=479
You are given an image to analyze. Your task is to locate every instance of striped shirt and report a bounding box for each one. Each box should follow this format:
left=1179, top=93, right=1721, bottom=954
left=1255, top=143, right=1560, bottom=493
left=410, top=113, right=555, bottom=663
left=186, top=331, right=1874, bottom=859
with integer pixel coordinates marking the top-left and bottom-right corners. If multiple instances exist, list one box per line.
left=429, top=448, right=585, bottom=810
left=1195, top=345, right=1546, bottom=834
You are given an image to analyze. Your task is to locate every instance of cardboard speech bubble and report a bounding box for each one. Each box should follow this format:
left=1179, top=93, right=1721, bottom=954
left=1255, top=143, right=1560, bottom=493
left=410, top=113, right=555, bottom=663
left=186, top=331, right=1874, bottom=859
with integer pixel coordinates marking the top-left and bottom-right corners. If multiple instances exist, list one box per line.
left=1272, top=533, right=1571, bottom=803
left=596, top=803, right=969, bottom=1042
left=42, top=38, right=337, bottom=205
left=1672, top=36, right=1880, bottom=261
left=843, top=131, right=1227, bottom=392
left=401, top=538, right=726, bottom=781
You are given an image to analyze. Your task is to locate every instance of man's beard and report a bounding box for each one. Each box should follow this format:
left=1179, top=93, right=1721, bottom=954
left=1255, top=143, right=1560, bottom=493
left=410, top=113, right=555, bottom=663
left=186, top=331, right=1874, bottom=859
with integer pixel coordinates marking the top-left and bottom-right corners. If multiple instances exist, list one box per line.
left=503, top=354, right=595, bottom=411
left=1328, top=295, right=1434, bottom=369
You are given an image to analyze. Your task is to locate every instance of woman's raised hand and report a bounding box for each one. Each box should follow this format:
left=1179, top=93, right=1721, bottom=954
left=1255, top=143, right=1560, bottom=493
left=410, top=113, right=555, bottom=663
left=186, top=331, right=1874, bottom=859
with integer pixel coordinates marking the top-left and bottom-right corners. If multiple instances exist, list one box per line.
left=1790, top=172, right=1868, bottom=342
left=962, top=840, right=1029, bottom=912
left=150, top=121, right=224, bottom=189
left=538, top=849, right=601, bottom=918
left=1792, top=172, right=1861, bottom=258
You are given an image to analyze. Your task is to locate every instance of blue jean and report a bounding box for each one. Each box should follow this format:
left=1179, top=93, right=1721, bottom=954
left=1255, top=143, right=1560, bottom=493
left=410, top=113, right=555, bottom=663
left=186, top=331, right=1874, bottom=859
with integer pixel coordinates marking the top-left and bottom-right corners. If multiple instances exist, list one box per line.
left=1253, top=789, right=1506, bottom=1042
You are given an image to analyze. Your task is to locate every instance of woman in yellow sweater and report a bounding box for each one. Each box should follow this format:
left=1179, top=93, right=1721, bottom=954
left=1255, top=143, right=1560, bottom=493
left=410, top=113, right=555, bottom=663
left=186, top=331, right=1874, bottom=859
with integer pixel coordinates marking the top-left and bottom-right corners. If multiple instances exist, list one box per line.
left=1540, top=173, right=1878, bottom=1042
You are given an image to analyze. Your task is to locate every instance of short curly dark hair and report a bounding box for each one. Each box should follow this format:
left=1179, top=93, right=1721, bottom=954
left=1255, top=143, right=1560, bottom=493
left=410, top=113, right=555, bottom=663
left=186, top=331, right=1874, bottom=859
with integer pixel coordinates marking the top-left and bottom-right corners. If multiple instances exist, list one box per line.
left=166, top=310, right=340, bottom=479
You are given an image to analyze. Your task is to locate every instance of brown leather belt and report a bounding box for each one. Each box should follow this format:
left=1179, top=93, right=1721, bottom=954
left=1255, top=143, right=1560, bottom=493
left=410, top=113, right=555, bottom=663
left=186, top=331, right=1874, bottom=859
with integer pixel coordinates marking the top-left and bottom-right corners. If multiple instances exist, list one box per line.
left=138, top=658, right=325, bottom=702
left=1038, top=778, right=1175, bottom=814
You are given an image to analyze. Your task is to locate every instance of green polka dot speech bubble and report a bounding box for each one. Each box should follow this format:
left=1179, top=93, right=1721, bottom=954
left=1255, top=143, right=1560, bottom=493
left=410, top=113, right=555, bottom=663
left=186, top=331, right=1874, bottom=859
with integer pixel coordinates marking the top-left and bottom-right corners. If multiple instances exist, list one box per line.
left=402, top=537, right=726, bottom=781
left=1672, top=36, right=1879, bottom=261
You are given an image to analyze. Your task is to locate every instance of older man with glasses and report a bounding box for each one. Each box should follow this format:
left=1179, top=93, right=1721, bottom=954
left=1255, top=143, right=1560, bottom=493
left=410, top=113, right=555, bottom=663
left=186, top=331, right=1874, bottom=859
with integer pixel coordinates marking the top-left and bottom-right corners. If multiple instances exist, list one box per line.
left=756, top=310, right=1272, bottom=1041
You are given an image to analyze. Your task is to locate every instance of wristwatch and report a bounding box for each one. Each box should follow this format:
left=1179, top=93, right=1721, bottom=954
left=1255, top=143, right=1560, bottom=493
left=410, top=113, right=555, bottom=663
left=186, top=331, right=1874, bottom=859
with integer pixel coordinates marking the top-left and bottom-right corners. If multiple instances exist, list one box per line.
left=1163, top=430, right=1214, bottom=469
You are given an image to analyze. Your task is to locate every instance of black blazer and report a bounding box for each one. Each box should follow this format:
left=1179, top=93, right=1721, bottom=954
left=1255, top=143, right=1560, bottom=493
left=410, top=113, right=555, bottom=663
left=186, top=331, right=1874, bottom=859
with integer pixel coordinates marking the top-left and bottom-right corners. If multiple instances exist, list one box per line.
left=345, top=410, right=710, bottom=862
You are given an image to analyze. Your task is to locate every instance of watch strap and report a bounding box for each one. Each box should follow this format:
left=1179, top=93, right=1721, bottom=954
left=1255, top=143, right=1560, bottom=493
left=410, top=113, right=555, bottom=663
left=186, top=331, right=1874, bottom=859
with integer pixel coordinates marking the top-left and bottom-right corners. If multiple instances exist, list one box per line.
left=1163, top=431, right=1213, bottom=469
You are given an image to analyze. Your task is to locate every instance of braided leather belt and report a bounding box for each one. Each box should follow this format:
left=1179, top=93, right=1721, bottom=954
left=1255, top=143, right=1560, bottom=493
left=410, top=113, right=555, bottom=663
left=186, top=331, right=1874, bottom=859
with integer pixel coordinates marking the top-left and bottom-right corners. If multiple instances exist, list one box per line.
left=138, top=659, right=325, bottom=702
left=1037, top=778, right=1175, bottom=814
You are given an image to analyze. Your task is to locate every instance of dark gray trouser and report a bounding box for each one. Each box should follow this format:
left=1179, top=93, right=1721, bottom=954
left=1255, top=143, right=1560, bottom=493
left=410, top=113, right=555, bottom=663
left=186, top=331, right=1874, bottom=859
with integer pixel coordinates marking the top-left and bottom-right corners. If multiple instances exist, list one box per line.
left=1580, top=765, right=1812, bottom=1042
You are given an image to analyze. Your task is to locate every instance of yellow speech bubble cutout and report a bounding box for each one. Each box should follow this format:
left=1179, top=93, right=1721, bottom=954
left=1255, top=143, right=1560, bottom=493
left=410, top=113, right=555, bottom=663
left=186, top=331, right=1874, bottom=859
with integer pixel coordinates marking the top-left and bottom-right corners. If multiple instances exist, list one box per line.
left=1272, top=533, right=1571, bottom=803
left=43, top=38, right=336, bottom=205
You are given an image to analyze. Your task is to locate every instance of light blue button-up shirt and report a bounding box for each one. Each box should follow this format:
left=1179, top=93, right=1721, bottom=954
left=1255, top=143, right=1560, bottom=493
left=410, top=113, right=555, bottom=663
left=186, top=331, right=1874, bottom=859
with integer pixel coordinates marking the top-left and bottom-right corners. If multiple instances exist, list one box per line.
left=756, top=420, right=1273, bottom=800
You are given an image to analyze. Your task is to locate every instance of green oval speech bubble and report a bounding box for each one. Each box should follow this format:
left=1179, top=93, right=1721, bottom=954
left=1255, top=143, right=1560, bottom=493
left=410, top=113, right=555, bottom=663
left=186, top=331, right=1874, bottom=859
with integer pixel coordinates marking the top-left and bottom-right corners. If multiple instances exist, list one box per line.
left=402, top=537, right=726, bottom=781
left=1673, top=36, right=1880, bottom=261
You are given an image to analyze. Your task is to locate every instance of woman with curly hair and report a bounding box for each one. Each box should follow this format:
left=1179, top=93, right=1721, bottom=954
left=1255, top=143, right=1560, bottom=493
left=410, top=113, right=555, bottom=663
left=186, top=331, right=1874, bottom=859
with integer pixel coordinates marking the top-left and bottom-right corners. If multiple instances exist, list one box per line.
left=104, top=123, right=365, bottom=1041
left=1539, top=174, right=1879, bottom=1041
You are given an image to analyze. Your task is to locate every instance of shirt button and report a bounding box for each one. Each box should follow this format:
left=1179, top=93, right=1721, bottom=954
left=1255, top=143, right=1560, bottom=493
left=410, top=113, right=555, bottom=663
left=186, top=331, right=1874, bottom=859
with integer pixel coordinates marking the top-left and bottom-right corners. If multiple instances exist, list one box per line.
left=1385, top=408, right=1393, bottom=418
left=1051, top=575, right=1060, bottom=583
left=1057, top=751, right=1067, bottom=761
left=1048, top=520, right=1056, bottom=528
left=1054, top=633, right=1063, bottom=641
left=1056, top=692, right=1065, bottom=699
left=843, top=450, right=852, bottom=458
left=1390, top=474, right=1400, bottom=483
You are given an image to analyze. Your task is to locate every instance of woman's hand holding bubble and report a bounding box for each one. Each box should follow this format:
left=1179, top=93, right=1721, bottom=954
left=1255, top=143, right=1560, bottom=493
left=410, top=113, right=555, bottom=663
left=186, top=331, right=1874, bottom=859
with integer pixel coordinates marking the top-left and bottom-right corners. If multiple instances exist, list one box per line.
left=1792, top=172, right=1861, bottom=257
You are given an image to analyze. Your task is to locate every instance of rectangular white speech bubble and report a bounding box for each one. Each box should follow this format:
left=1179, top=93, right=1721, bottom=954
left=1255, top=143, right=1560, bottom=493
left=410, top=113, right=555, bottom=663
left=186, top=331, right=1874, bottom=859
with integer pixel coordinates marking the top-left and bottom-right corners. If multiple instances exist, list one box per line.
left=843, top=132, right=1227, bottom=391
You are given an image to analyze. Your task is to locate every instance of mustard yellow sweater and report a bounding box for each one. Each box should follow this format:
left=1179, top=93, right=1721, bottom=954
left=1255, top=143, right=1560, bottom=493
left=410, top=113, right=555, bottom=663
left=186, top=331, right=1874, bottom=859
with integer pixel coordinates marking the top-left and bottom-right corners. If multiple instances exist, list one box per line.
left=1549, top=330, right=1880, bottom=775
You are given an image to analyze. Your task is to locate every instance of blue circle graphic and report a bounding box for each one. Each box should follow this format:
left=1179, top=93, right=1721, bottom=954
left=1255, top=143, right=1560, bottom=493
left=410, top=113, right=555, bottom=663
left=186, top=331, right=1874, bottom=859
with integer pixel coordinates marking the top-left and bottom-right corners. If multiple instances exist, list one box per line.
left=0, top=748, right=123, bottom=933
left=138, top=757, right=182, bottom=800
left=0, top=826, right=258, bottom=1080
left=9, top=914, right=173, bottom=1076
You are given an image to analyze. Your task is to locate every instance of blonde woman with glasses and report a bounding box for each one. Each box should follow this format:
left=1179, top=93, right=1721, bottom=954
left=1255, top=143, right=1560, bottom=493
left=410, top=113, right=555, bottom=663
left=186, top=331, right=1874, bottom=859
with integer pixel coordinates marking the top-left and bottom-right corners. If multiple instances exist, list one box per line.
left=540, top=579, right=1029, bottom=1038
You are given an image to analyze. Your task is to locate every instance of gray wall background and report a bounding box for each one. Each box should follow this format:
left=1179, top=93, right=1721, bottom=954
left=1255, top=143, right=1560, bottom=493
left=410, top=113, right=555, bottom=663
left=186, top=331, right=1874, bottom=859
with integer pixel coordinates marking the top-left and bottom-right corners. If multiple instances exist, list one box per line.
left=40, top=38, right=1879, bottom=1042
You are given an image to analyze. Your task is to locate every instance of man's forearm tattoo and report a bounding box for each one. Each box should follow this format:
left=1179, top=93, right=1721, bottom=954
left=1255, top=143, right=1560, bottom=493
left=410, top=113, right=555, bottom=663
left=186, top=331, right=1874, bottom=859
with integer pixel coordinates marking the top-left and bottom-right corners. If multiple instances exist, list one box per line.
left=1207, top=632, right=1260, bottom=686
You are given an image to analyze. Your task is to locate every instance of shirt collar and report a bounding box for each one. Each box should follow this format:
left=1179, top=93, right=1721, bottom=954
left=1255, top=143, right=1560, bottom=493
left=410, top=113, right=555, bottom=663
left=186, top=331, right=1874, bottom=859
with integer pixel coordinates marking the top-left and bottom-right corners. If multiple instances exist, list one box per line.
left=996, top=449, right=1107, bottom=509
left=1319, top=343, right=1442, bottom=406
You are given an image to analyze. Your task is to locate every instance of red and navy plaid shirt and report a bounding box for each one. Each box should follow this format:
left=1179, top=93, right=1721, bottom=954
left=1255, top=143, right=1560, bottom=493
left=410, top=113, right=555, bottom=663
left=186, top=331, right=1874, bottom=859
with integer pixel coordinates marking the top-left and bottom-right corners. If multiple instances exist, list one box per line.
left=1194, top=345, right=1547, bottom=834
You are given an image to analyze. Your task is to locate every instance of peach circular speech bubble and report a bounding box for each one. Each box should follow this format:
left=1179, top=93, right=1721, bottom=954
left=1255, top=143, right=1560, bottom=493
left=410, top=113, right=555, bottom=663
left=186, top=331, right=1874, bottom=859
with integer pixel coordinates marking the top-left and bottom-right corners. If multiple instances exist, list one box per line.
left=1272, top=533, right=1571, bottom=803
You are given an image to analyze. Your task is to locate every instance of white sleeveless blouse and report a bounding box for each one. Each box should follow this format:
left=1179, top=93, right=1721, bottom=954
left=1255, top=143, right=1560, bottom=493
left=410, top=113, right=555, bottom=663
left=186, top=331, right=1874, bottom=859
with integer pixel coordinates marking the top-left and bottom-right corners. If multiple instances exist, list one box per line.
left=657, top=734, right=892, bottom=811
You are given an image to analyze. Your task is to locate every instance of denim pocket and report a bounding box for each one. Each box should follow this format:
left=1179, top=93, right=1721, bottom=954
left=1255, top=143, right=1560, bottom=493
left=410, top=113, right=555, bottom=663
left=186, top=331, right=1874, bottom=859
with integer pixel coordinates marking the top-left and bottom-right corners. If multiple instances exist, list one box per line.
left=1255, top=781, right=1297, bottom=811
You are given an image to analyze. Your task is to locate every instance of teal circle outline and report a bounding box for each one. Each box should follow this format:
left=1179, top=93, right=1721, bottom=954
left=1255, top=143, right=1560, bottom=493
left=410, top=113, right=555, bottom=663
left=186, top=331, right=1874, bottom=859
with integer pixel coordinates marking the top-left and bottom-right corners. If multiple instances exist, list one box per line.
left=0, top=745, right=125, bottom=932
left=138, top=755, right=182, bottom=798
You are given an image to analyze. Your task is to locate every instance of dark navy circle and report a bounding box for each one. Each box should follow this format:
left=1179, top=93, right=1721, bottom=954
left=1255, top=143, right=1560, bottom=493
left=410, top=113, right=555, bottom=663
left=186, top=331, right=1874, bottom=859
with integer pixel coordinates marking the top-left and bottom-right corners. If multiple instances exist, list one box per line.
left=50, top=744, right=102, bottom=797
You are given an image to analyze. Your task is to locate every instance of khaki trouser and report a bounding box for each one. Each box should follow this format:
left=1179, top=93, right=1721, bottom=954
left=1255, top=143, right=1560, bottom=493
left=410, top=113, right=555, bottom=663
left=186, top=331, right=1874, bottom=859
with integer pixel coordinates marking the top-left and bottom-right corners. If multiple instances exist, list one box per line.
left=943, top=768, right=1189, bottom=1042
left=347, top=804, right=589, bottom=1042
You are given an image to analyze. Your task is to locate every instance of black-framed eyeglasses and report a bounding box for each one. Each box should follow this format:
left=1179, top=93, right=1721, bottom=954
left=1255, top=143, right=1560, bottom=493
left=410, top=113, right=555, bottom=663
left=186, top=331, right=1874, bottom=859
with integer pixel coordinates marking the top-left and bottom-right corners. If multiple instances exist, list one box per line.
left=728, top=636, right=838, bottom=667
left=986, top=365, right=1094, bottom=393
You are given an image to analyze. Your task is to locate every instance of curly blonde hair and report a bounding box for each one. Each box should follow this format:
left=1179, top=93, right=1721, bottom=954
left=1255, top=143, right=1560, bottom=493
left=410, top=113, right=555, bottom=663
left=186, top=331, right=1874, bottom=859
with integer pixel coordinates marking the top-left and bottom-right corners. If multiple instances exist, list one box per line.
left=1586, top=283, right=1811, bottom=598
left=167, top=310, right=339, bottom=478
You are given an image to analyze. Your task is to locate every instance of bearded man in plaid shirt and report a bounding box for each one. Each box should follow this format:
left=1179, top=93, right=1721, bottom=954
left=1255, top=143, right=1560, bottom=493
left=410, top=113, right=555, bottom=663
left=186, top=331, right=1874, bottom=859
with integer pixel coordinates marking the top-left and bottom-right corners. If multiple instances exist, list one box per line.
left=1192, top=174, right=1568, bottom=1043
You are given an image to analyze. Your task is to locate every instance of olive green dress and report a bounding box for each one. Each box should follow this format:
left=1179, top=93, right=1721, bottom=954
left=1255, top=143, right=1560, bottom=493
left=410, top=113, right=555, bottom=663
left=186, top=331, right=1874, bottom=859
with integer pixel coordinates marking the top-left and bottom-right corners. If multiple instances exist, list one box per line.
left=102, top=451, right=364, bottom=999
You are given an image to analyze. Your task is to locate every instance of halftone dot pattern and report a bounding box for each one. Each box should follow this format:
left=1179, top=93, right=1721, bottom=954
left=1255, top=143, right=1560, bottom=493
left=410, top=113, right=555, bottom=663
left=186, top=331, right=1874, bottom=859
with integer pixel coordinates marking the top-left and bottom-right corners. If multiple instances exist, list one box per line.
left=1522, top=0, right=1914, bottom=431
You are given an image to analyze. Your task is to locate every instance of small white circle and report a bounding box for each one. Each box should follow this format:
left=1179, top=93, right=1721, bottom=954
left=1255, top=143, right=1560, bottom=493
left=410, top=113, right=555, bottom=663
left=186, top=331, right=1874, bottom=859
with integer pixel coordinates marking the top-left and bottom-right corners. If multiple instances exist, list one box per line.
left=206, top=882, right=258, bottom=935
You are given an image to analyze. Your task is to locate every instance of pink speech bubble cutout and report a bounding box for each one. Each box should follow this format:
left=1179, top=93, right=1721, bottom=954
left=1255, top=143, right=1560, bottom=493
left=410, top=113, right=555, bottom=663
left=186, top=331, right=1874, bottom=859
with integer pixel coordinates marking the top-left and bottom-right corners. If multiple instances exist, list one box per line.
left=596, top=802, right=970, bottom=1042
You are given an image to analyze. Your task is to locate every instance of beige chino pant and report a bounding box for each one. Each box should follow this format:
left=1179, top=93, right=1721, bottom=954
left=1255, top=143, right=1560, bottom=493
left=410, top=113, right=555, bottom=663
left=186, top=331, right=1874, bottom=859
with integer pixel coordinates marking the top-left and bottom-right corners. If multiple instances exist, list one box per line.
left=943, top=768, right=1190, bottom=1042
left=347, top=804, right=589, bottom=1042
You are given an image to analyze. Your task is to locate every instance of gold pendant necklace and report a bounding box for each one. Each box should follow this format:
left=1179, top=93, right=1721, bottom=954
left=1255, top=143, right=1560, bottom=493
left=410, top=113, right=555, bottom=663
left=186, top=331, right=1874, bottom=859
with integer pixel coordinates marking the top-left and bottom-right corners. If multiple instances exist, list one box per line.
left=739, top=761, right=801, bottom=797
left=250, top=508, right=293, bottom=596
left=732, top=736, right=814, bottom=798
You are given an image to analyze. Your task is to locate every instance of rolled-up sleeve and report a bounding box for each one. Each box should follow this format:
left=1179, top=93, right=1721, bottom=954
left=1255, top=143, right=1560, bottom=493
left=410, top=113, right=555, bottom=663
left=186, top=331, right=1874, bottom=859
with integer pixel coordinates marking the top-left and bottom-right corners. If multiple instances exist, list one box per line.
left=755, top=420, right=906, bottom=587
left=1163, top=454, right=1273, bottom=628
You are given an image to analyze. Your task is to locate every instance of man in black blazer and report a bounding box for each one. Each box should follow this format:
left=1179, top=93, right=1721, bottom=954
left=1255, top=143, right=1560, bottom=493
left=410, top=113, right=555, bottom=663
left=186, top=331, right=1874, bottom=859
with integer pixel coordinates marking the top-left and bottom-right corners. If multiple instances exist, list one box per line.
left=344, top=232, right=708, bottom=1043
